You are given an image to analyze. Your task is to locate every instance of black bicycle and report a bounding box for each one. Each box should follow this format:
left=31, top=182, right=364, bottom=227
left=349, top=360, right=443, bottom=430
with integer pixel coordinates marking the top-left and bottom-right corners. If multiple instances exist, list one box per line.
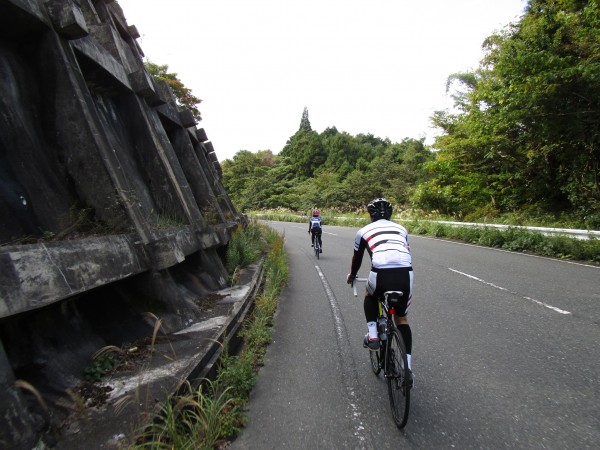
left=312, top=231, right=321, bottom=259
left=353, top=278, right=411, bottom=429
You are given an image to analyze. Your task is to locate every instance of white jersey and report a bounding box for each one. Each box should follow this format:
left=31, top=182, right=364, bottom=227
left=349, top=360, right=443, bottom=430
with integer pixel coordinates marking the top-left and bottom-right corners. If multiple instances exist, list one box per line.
left=353, top=219, right=411, bottom=269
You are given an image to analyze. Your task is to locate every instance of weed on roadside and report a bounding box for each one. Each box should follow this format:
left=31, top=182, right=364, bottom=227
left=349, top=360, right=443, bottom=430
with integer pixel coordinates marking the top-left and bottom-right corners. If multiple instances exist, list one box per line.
left=130, top=224, right=287, bottom=448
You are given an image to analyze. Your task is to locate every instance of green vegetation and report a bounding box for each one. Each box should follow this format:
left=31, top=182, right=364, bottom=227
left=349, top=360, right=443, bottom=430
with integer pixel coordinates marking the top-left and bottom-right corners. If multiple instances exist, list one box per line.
left=429, top=0, right=600, bottom=227
left=222, top=1, right=599, bottom=230
left=250, top=209, right=600, bottom=264
left=145, top=61, right=202, bottom=122
left=83, top=352, right=118, bottom=382
left=226, top=224, right=263, bottom=274
left=131, top=223, right=287, bottom=448
left=406, top=219, right=600, bottom=263
left=222, top=134, right=433, bottom=214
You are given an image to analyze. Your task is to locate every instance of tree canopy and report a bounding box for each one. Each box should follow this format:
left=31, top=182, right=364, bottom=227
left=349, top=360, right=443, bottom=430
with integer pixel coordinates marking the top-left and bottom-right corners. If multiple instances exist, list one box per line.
left=223, top=109, right=434, bottom=212
left=145, top=61, right=203, bottom=121
left=429, top=0, right=600, bottom=224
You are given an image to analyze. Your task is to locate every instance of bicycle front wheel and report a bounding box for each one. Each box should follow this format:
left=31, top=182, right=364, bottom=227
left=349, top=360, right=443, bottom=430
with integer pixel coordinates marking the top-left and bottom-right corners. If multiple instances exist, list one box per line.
left=385, top=328, right=410, bottom=429
left=369, top=345, right=382, bottom=375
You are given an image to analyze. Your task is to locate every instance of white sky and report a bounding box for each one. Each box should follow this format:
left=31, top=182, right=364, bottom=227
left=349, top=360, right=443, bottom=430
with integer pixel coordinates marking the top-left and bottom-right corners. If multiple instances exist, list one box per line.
left=116, top=0, right=527, bottom=161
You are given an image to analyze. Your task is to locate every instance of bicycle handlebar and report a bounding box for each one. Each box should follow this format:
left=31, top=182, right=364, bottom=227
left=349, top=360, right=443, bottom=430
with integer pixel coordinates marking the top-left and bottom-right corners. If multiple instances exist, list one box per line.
left=351, top=277, right=367, bottom=297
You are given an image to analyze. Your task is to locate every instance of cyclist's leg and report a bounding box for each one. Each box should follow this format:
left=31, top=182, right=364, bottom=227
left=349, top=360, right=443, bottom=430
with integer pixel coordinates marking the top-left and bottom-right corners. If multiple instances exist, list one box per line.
left=318, top=230, right=323, bottom=248
left=395, top=315, right=412, bottom=369
left=402, top=271, right=414, bottom=368
left=381, top=269, right=414, bottom=370
left=363, top=271, right=380, bottom=348
left=363, top=293, right=379, bottom=326
left=363, top=294, right=380, bottom=349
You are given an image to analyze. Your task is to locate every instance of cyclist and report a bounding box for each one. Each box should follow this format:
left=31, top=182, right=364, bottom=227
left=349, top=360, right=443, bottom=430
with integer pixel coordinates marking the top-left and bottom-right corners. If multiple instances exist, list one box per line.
left=308, top=209, right=323, bottom=253
left=346, top=198, right=414, bottom=378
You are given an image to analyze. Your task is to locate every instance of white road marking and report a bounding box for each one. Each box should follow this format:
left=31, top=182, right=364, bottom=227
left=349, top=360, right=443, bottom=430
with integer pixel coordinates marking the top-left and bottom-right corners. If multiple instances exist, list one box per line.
left=278, top=222, right=339, bottom=235
left=417, top=235, right=599, bottom=269
left=448, top=268, right=571, bottom=315
left=315, top=265, right=370, bottom=448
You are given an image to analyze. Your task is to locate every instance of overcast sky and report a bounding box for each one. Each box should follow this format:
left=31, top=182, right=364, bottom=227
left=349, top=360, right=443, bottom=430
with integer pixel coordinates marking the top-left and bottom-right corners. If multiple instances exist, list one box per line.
left=116, top=0, right=527, bottom=161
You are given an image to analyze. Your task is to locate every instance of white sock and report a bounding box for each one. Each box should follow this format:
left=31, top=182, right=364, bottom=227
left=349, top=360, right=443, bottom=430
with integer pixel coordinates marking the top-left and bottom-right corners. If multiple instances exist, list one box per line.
left=407, top=354, right=412, bottom=370
left=367, top=321, right=378, bottom=339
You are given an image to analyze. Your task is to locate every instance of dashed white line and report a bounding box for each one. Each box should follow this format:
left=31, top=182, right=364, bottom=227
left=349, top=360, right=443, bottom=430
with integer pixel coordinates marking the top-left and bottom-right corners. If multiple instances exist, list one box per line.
left=417, top=235, right=599, bottom=269
left=272, top=222, right=339, bottom=236
left=448, top=268, right=571, bottom=315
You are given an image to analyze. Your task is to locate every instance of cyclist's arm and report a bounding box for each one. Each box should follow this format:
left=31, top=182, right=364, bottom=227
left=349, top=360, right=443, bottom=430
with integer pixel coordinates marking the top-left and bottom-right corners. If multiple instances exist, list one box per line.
left=348, top=238, right=367, bottom=280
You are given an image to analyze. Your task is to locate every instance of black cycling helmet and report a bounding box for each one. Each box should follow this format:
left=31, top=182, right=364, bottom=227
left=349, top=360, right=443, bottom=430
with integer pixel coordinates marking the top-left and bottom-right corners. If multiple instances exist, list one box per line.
left=367, top=197, right=393, bottom=221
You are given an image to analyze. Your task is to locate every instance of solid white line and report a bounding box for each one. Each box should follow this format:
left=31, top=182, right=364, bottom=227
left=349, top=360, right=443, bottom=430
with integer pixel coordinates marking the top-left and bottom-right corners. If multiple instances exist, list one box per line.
left=448, top=268, right=571, bottom=315
left=315, top=265, right=369, bottom=447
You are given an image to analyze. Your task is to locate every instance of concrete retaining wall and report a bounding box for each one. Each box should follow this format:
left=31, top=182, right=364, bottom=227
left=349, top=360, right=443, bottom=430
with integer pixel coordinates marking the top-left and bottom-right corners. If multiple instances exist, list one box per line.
left=0, top=1, right=244, bottom=447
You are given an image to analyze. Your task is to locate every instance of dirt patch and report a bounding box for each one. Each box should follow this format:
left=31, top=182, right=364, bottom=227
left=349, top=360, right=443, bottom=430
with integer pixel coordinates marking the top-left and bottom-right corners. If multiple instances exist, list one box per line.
left=112, top=344, right=154, bottom=373
left=75, top=381, right=114, bottom=408
left=75, top=343, right=154, bottom=408
left=194, top=292, right=228, bottom=312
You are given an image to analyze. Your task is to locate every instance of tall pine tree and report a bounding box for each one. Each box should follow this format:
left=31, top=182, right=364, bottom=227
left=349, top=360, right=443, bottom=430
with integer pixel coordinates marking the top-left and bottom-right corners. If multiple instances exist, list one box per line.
left=298, top=107, right=312, bottom=132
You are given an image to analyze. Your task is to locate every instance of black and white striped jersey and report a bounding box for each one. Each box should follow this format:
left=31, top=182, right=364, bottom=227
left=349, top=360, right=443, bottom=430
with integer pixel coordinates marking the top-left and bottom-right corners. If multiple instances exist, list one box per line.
left=352, top=219, right=411, bottom=270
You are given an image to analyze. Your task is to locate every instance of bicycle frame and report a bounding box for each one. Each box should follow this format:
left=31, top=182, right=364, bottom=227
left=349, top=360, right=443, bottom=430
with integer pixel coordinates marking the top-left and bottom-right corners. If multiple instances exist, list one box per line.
left=353, top=278, right=402, bottom=364
left=351, top=278, right=402, bottom=321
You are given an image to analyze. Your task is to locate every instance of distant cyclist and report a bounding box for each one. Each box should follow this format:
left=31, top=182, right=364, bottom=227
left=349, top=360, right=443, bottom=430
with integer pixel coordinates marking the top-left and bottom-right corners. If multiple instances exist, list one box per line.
left=308, top=209, right=323, bottom=253
left=346, top=198, right=414, bottom=379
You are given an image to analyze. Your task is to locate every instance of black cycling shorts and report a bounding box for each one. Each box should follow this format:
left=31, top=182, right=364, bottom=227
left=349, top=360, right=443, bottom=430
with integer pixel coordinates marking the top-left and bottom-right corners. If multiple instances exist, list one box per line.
left=366, top=267, right=413, bottom=316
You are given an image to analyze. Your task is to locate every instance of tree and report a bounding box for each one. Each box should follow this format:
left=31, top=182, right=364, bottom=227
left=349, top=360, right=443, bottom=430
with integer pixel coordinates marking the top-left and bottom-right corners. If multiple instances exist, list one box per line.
left=221, top=151, right=264, bottom=207
left=145, top=61, right=202, bottom=122
left=224, top=129, right=431, bottom=212
left=280, top=131, right=326, bottom=178
left=323, top=132, right=364, bottom=176
left=298, top=106, right=312, bottom=132
left=429, top=0, right=600, bottom=224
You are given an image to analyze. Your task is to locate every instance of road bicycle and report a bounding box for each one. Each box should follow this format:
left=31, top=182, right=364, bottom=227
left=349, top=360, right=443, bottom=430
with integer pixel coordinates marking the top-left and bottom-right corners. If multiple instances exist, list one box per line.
left=312, top=231, right=321, bottom=259
left=352, top=278, right=411, bottom=429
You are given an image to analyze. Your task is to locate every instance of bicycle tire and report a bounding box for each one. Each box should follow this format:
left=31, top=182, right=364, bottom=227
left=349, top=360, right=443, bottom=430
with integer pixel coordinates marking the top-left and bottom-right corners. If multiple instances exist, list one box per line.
left=385, top=328, right=410, bottom=429
left=369, top=346, right=381, bottom=375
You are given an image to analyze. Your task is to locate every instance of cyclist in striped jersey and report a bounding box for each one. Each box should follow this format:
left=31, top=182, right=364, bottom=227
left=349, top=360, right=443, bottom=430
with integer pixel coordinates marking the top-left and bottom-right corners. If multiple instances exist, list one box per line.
left=347, top=198, right=414, bottom=377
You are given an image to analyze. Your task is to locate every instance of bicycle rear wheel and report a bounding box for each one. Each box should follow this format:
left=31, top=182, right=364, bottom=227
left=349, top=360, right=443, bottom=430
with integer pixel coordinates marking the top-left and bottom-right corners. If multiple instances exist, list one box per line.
left=315, top=242, right=320, bottom=259
left=385, top=328, right=410, bottom=429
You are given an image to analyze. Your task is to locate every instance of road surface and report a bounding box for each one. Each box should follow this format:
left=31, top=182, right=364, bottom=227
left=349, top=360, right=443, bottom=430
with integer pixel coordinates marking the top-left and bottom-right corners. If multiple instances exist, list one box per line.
left=231, top=221, right=600, bottom=449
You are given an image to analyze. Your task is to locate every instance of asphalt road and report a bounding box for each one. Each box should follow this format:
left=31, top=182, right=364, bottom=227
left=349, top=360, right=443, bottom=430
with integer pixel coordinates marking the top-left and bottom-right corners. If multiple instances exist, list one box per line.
left=231, top=221, right=600, bottom=449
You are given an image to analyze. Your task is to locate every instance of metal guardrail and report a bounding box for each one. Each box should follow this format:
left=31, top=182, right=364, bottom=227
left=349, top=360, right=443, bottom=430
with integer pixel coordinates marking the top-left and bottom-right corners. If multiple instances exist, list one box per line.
left=255, top=214, right=599, bottom=241
left=430, top=221, right=600, bottom=241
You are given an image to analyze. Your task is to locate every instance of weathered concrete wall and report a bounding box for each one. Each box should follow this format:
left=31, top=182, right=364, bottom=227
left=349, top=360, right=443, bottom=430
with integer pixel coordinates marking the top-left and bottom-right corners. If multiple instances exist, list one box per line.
left=0, top=1, right=244, bottom=447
